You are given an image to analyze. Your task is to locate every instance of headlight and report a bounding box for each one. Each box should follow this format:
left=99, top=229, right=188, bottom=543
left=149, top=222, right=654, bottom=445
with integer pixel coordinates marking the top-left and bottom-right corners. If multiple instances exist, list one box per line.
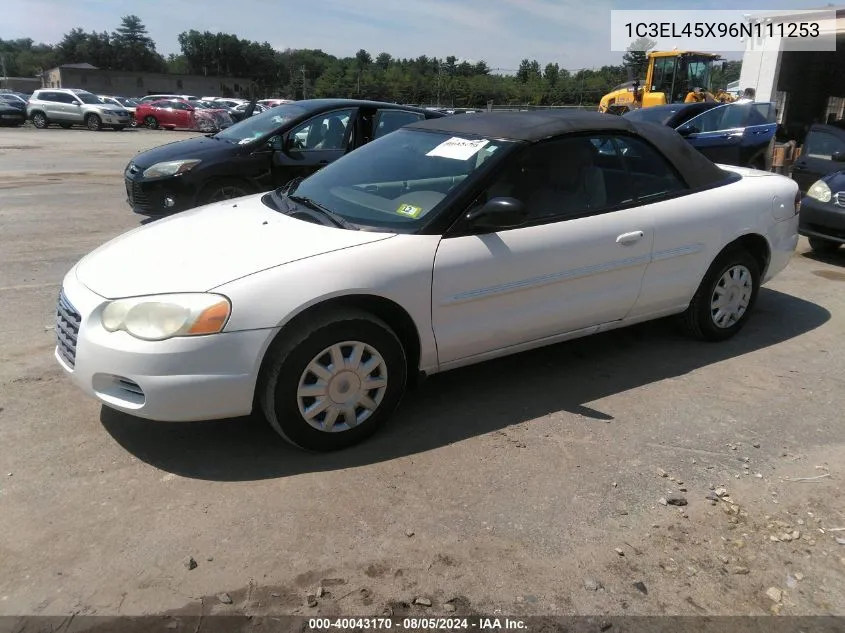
left=807, top=179, right=832, bottom=203
left=101, top=293, right=230, bottom=341
left=142, top=159, right=202, bottom=179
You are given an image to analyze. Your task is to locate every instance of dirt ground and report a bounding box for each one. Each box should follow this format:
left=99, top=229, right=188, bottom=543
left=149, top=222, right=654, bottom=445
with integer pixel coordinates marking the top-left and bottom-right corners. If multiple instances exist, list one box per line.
left=1, top=126, right=844, bottom=619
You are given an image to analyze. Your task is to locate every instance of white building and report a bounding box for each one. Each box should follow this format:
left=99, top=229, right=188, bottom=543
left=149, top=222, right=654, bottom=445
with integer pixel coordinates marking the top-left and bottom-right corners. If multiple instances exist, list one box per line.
left=739, top=8, right=845, bottom=138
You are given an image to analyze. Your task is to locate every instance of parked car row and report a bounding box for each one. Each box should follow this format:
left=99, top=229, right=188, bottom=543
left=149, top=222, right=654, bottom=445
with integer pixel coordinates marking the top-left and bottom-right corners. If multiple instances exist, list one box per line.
left=124, top=99, right=444, bottom=214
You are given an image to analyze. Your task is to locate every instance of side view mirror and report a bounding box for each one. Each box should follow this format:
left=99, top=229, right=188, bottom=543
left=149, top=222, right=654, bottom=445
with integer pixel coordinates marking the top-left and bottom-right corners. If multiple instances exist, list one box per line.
left=268, top=135, right=284, bottom=151
left=465, top=197, right=527, bottom=229
left=832, top=151, right=845, bottom=162
left=74, top=102, right=81, bottom=107
left=677, top=124, right=699, bottom=137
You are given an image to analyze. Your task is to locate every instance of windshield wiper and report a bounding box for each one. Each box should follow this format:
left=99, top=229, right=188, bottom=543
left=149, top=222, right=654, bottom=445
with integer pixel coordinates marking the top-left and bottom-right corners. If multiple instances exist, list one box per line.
left=287, top=194, right=359, bottom=230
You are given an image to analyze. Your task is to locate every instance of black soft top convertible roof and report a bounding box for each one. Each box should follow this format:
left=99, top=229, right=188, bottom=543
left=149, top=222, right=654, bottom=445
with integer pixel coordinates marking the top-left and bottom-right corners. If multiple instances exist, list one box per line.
left=407, top=111, right=729, bottom=190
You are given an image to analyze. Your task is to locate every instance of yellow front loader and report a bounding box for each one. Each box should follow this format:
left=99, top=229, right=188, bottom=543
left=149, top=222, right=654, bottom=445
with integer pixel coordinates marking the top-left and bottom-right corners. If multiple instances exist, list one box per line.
left=599, top=51, right=735, bottom=114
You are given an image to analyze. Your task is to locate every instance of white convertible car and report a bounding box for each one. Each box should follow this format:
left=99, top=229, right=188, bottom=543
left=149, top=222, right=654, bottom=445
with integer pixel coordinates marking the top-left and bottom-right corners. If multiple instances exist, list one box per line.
left=55, top=111, right=800, bottom=451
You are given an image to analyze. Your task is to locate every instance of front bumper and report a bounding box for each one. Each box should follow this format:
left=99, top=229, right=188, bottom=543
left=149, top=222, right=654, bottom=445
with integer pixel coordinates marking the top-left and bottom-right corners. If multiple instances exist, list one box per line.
left=124, top=172, right=200, bottom=216
left=55, top=270, right=276, bottom=422
left=798, top=196, right=845, bottom=244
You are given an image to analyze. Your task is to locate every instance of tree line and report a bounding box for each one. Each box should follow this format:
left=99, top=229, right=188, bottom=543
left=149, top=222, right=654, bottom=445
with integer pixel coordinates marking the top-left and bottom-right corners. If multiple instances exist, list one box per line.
left=0, top=16, right=741, bottom=106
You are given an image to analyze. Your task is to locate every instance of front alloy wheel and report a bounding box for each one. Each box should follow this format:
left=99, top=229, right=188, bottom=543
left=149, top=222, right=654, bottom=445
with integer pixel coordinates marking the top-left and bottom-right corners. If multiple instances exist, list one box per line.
left=297, top=341, right=388, bottom=432
left=260, top=309, right=407, bottom=451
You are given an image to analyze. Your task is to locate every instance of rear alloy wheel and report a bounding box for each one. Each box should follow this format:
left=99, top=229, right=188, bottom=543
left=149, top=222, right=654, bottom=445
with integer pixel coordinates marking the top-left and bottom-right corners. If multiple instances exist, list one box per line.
left=32, top=112, right=48, bottom=129
left=808, top=236, right=841, bottom=254
left=143, top=116, right=158, bottom=129
left=85, top=114, right=102, bottom=131
left=259, top=309, right=407, bottom=451
left=682, top=247, right=761, bottom=341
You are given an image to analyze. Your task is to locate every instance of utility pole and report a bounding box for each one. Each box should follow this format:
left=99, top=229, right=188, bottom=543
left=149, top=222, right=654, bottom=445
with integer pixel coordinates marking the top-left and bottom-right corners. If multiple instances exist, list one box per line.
left=436, top=61, right=442, bottom=107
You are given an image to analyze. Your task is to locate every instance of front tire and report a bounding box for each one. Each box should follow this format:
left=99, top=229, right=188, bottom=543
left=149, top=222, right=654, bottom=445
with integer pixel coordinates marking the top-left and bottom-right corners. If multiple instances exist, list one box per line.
left=197, top=179, right=251, bottom=205
left=85, top=114, right=102, bottom=131
left=143, top=116, right=158, bottom=129
left=259, top=309, right=408, bottom=451
left=808, top=236, right=841, bottom=254
left=32, top=112, right=48, bottom=129
left=682, top=246, right=761, bottom=341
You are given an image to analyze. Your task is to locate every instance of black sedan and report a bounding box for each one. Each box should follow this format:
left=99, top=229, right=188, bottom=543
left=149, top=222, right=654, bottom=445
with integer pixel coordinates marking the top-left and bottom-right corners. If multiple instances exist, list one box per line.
left=124, top=99, right=445, bottom=216
left=0, top=95, right=27, bottom=127
left=800, top=170, right=845, bottom=254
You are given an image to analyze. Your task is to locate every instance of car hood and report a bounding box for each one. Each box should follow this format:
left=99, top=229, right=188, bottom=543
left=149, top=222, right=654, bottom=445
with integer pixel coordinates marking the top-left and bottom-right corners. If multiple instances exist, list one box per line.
left=129, top=134, right=235, bottom=169
left=95, top=104, right=127, bottom=114
left=74, top=194, right=396, bottom=299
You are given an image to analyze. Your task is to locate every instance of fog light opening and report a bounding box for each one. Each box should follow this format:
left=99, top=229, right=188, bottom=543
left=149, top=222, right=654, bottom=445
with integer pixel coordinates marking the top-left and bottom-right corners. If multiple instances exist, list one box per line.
left=164, top=196, right=176, bottom=208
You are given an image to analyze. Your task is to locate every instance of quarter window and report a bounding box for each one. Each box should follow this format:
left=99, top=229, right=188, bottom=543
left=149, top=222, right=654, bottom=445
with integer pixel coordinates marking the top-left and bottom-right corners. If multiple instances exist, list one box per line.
left=373, top=110, right=424, bottom=139
left=613, top=136, right=687, bottom=202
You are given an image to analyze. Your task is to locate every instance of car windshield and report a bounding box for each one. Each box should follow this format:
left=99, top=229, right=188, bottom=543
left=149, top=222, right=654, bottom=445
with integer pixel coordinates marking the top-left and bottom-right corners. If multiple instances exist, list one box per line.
left=194, top=101, right=218, bottom=109
left=267, top=128, right=514, bottom=231
left=75, top=92, right=103, bottom=104
left=624, top=107, right=681, bottom=125
left=214, top=103, right=308, bottom=144
left=116, top=97, right=136, bottom=106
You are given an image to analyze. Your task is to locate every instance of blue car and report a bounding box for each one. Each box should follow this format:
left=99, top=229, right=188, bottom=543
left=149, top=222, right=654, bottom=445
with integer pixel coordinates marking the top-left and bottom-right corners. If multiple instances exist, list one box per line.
left=624, top=101, right=777, bottom=170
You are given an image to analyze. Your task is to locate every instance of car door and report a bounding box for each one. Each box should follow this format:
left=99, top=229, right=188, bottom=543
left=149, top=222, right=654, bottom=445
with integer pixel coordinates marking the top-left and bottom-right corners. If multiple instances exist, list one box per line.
left=791, top=127, right=845, bottom=192
left=739, top=102, right=777, bottom=168
left=170, top=100, right=194, bottom=128
left=50, top=92, right=77, bottom=122
left=677, top=104, right=749, bottom=166
left=611, top=135, right=710, bottom=319
left=430, top=134, right=656, bottom=367
left=272, top=108, right=357, bottom=184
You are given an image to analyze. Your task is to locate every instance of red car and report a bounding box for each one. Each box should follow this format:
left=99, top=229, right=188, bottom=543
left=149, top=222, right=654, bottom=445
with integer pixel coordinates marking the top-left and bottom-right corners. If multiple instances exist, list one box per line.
left=135, top=98, right=233, bottom=131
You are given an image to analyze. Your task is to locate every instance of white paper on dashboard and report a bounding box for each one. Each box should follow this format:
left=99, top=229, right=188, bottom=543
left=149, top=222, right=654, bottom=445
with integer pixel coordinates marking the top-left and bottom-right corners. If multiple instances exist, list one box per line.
left=426, top=137, right=490, bottom=160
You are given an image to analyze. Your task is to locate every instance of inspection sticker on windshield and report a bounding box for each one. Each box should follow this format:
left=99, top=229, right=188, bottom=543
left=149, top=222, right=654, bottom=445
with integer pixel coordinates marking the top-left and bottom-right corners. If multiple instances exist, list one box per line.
left=396, top=203, right=423, bottom=218
left=426, top=137, right=489, bottom=160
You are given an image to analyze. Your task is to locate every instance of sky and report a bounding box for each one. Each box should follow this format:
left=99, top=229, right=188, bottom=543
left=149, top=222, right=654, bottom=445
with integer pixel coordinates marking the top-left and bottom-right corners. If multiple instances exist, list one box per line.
left=3, top=0, right=839, bottom=72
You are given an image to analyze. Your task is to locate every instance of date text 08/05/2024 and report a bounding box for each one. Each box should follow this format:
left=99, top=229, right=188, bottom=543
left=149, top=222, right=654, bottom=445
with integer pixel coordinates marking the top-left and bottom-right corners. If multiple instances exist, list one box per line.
left=625, top=21, right=821, bottom=39
left=308, top=618, right=527, bottom=630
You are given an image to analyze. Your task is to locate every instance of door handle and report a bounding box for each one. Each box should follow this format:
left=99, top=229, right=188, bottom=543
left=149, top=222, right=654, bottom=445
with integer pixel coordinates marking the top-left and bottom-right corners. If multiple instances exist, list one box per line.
left=318, top=159, right=330, bottom=165
left=616, top=231, right=645, bottom=245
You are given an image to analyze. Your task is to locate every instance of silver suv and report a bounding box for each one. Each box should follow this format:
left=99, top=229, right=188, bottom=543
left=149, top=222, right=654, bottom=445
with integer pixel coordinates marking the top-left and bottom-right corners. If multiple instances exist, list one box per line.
left=27, top=89, right=132, bottom=131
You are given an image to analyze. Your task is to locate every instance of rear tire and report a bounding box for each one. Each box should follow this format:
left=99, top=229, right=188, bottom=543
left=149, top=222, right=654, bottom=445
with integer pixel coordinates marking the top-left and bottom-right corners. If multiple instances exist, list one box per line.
left=808, top=236, right=841, bottom=254
left=143, top=116, right=158, bottom=129
left=85, top=114, right=102, bottom=131
left=682, top=246, right=761, bottom=342
left=31, top=112, right=48, bottom=129
left=259, top=309, right=408, bottom=451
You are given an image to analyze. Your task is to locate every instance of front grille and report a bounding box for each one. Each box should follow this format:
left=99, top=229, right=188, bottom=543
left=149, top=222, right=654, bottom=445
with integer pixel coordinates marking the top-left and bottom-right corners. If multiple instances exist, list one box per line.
left=56, top=291, right=81, bottom=369
left=834, top=192, right=845, bottom=208
left=125, top=178, right=150, bottom=209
